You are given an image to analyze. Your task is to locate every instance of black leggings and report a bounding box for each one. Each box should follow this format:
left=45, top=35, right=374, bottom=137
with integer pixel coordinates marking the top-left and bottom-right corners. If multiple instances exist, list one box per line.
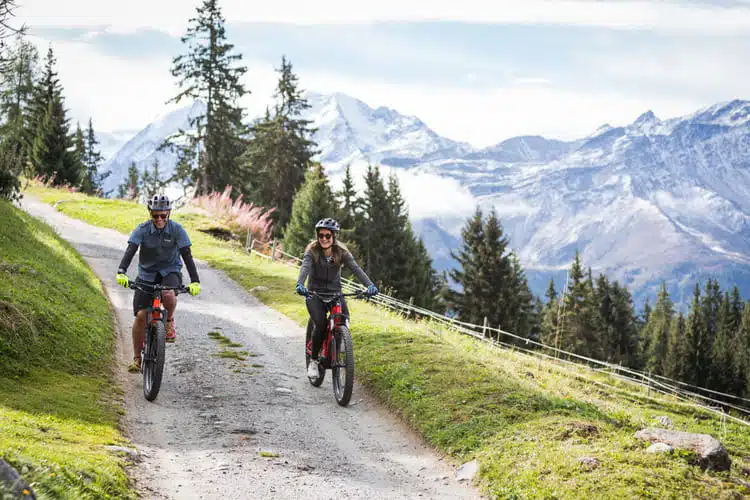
left=306, top=295, right=349, bottom=359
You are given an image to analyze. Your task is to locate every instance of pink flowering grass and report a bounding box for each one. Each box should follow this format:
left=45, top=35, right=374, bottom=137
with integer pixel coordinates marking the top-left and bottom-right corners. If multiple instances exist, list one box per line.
left=190, top=185, right=275, bottom=243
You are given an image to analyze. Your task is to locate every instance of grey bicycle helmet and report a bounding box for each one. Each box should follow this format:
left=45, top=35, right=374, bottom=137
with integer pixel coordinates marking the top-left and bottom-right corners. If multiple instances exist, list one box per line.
left=315, top=218, right=340, bottom=233
left=147, top=194, right=172, bottom=211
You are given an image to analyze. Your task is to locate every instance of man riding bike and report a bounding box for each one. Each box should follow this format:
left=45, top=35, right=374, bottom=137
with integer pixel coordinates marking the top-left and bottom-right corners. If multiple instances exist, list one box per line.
left=115, top=194, right=201, bottom=373
left=295, top=218, right=378, bottom=379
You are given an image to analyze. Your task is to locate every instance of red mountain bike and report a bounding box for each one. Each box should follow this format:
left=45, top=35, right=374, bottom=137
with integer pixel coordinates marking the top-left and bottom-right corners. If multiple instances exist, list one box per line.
left=304, top=290, right=366, bottom=407
left=128, top=281, right=190, bottom=402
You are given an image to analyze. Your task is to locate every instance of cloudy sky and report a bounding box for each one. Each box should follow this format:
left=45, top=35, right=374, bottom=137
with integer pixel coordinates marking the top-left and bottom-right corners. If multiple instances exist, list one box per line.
left=13, top=0, right=750, bottom=147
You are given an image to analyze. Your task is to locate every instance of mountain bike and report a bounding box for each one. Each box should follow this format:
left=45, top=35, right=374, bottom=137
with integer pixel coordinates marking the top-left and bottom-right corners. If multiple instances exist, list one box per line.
left=304, top=290, right=367, bottom=407
left=128, top=281, right=189, bottom=402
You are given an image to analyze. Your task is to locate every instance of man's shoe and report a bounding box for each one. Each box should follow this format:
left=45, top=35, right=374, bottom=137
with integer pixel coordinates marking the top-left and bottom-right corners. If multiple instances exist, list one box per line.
left=127, top=357, right=141, bottom=373
left=166, top=319, right=176, bottom=343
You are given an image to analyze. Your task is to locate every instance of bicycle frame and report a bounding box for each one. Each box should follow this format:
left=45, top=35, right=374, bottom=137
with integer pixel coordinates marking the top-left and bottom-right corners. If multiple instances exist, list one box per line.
left=306, top=290, right=364, bottom=364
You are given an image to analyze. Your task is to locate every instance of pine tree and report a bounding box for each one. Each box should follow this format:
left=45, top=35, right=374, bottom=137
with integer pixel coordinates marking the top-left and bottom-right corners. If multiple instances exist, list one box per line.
left=167, top=0, right=248, bottom=195
left=664, top=312, right=687, bottom=380
left=354, top=164, right=391, bottom=283
left=117, top=161, right=140, bottom=200
left=282, top=162, right=336, bottom=258
left=642, top=283, right=674, bottom=375
left=0, top=35, right=38, bottom=195
left=699, top=279, right=721, bottom=386
left=737, top=300, right=750, bottom=397
left=141, top=157, right=165, bottom=200
left=73, top=120, right=86, bottom=177
left=78, top=118, right=108, bottom=196
left=448, top=206, right=532, bottom=336
left=241, top=55, right=317, bottom=234
left=447, top=207, right=485, bottom=324
left=541, top=278, right=559, bottom=345
left=29, top=47, right=78, bottom=185
left=610, top=281, right=639, bottom=367
left=561, top=251, right=600, bottom=357
left=685, top=283, right=704, bottom=385
left=709, top=291, right=737, bottom=392
left=335, top=163, right=360, bottom=257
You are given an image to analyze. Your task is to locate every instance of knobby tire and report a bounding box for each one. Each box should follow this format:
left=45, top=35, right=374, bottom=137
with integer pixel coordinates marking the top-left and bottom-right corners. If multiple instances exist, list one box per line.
left=332, top=325, right=354, bottom=406
left=143, top=320, right=166, bottom=401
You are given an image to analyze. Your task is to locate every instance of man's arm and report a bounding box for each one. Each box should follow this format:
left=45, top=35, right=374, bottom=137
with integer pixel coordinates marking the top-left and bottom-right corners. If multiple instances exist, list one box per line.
left=179, top=246, right=200, bottom=283
left=117, top=243, right=138, bottom=274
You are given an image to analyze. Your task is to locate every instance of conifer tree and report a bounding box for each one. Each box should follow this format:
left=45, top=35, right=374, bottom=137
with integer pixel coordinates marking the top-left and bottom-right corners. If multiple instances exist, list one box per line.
left=709, top=291, right=736, bottom=392
left=242, top=55, right=317, bottom=234
left=282, top=162, right=336, bottom=258
left=541, top=278, right=559, bottom=345
left=664, top=312, right=687, bottom=379
left=610, top=280, right=639, bottom=367
left=79, top=118, right=109, bottom=196
left=334, top=163, right=360, bottom=257
left=685, top=283, right=703, bottom=385
left=30, top=47, right=78, bottom=185
left=117, top=161, right=140, bottom=200
left=167, top=0, right=248, bottom=195
left=737, top=300, right=750, bottom=397
left=642, top=283, right=673, bottom=375
left=0, top=35, right=37, bottom=195
left=447, top=207, right=485, bottom=323
left=140, top=157, right=165, bottom=200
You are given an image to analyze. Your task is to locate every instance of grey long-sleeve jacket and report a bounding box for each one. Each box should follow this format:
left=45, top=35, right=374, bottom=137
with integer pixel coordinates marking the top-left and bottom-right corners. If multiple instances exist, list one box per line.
left=296, top=248, right=374, bottom=293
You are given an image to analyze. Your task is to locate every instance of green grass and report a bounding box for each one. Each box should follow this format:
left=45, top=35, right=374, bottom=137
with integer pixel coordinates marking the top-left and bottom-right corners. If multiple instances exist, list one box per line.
left=0, top=198, right=135, bottom=499
left=25, top=184, right=750, bottom=499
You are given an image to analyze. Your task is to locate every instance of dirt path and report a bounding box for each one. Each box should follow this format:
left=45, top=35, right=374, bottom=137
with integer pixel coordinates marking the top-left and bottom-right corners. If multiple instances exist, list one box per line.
left=21, top=196, right=482, bottom=500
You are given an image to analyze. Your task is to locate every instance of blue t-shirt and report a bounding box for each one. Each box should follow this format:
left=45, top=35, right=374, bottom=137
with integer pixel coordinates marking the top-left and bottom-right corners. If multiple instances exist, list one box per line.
left=127, top=219, right=191, bottom=281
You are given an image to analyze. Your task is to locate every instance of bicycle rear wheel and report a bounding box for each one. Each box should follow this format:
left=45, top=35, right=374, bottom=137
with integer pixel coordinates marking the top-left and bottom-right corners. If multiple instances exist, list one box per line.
left=332, top=326, right=354, bottom=406
left=305, top=318, right=325, bottom=386
left=143, top=320, right=166, bottom=401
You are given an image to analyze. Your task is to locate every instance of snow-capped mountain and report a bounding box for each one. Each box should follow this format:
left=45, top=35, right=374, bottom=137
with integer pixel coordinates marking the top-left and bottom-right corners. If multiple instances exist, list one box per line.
left=100, top=101, right=206, bottom=195
left=96, top=93, right=750, bottom=307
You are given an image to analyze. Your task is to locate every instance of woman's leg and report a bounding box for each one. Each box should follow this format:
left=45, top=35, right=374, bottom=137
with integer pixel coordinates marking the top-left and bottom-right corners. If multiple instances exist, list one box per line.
left=306, top=296, right=327, bottom=360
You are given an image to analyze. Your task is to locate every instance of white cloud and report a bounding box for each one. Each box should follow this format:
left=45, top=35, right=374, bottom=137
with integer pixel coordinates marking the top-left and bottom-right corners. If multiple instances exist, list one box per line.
left=16, top=0, right=750, bottom=35
left=38, top=34, right=709, bottom=147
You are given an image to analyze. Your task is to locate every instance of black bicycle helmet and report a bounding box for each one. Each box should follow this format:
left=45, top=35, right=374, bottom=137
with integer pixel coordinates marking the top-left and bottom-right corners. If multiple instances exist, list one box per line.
left=315, top=217, right=340, bottom=233
left=147, top=194, right=172, bottom=211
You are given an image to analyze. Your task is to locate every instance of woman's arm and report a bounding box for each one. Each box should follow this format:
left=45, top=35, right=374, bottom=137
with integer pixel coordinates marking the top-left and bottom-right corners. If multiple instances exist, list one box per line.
left=297, top=251, right=313, bottom=286
left=343, top=252, right=374, bottom=288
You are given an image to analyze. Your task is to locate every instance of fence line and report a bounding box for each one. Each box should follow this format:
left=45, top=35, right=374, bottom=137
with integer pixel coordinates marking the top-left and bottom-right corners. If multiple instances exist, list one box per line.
left=246, top=237, right=750, bottom=427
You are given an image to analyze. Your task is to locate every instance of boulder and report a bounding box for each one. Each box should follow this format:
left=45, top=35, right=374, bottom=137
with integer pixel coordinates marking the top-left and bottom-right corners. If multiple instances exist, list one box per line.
left=635, top=428, right=731, bottom=471
left=0, top=459, right=36, bottom=498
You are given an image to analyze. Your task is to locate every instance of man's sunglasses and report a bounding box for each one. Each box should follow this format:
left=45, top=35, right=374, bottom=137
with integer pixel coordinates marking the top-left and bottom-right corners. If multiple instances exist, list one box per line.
left=152, top=213, right=169, bottom=220
left=317, top=232, right=333, bottom=240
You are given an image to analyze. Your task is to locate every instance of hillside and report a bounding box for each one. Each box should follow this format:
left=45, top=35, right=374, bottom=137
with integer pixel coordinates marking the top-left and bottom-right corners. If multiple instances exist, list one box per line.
left=0, top=199, right=134, bottom=498
left=26, top=183, right=750, bottom=499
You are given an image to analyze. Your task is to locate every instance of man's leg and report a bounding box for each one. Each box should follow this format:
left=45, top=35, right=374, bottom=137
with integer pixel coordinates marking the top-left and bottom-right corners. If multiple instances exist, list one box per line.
left=130, top=288, right=151, bottom=373
left=161, top=273, right=181, bottom=342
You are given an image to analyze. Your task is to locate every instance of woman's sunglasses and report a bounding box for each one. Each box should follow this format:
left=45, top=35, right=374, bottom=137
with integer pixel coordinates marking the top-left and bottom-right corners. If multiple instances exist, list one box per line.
left=317, top=232, right=333, bottom=240
left=152, top=213, right=169, bottom=220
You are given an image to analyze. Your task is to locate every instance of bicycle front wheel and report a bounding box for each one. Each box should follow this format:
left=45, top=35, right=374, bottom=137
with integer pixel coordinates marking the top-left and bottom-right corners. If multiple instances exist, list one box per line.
left=332, top=326, right=354, bottom=406
left=143, top=320, right=166, bottom=401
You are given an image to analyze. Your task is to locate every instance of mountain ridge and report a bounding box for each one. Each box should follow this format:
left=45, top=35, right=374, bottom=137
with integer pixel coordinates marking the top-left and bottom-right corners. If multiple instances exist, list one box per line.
left=97, top=93, right=750, bottom=307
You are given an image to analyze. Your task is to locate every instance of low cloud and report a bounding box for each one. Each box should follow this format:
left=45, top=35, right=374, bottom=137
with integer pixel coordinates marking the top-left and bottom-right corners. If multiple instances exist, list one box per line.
left=17, top=0, right=750, bottom=35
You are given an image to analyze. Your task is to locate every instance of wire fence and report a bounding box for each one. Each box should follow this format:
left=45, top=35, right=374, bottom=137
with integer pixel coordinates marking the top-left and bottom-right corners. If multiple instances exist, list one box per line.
left=246, top=237, right=750, bottom=428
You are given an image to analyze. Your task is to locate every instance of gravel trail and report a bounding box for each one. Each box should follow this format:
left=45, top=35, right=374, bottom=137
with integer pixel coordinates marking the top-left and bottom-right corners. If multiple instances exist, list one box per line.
left=20, top=196, right=482, bottom=500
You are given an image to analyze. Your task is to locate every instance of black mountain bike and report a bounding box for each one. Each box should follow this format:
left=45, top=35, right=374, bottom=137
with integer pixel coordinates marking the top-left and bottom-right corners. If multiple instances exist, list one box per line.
left=304, top=290, right=366, bottom=406
left=129, top=281, right=189, bottom=401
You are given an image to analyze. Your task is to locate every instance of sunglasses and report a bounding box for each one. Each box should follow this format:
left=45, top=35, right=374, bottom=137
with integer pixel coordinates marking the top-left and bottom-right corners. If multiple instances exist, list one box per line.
left=317, top=232, right=333, bottom=240
left=151, top=213, right=169, bottom=220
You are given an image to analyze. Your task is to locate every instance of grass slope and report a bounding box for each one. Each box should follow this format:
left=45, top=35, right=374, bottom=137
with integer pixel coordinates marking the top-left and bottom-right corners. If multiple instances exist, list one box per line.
left=0, top=198, right=134, bottom=499
left=26, top=185, right=750, bottom=499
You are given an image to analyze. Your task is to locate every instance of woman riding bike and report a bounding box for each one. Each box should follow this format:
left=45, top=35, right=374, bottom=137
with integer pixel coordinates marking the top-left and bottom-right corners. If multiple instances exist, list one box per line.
left=295, top=218, right=378, bottom=379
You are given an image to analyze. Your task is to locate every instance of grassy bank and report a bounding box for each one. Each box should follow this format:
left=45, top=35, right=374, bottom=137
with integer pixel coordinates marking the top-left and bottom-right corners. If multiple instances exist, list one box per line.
left=0, top=198, right=135, bottom=499
left=26, top=185, right=750, bottom=499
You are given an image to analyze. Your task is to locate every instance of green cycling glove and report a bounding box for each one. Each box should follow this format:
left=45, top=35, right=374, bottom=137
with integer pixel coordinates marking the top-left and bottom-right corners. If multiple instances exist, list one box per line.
left=187, top=282, right=201, bottom=296
left=116, top=273, right=129, bottom=288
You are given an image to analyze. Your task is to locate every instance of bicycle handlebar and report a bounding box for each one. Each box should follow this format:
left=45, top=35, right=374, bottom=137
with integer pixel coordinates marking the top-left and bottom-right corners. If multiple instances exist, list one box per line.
left=127, top=281, right=189, bottom=295
left=305, top=290, right=370, bottom=300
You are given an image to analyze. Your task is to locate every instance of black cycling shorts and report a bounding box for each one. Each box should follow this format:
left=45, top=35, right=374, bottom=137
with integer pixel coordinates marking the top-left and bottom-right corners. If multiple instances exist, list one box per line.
left=133, top=272, right=183, bottom=316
